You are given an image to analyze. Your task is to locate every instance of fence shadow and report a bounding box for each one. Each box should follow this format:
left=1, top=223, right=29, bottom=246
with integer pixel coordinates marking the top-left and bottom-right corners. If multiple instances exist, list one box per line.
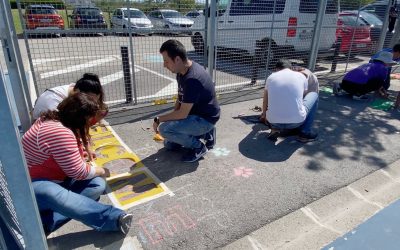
left=239, top=89, right=399, bottom=169
left=47, top=230, right=125, bottom=250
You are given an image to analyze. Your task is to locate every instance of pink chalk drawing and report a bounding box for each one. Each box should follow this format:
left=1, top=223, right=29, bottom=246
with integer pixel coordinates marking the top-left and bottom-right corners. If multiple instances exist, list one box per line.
left=137, top=205, right=196, bottom=245
left=233, top=167, right=254, bottom=178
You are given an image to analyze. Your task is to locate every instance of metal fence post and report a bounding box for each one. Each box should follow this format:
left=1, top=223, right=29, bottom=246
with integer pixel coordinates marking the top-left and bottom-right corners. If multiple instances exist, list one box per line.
left=207, top=0, right=217, bottom=79
left=308, top=0, right=328, bottom=71
left=127, top=3, right=138, bottom=105
left=121, top=46, right=133, bottom=103
left=0, top=0, right=32, bottom=131
left=0, top=67, right=48, bottom=250
left=377, top=1, right=392, bottom=52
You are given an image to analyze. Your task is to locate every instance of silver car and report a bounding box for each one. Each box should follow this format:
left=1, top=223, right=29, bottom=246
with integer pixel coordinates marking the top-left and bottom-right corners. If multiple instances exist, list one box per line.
left=147, top=9, right=194, bottom=35
left=111, top=8, right=153, bottom=35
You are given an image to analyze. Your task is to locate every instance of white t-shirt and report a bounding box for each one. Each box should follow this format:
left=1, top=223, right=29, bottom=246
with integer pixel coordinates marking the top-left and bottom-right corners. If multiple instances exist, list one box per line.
left=265, top=68, right=308, bottom=124
left=301, top=68, right=319, bottom=94
left=32, top=84, right=73, bottom=120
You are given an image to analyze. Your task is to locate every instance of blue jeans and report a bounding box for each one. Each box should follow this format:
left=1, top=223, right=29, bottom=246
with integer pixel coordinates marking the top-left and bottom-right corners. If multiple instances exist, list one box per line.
left=159, top=115, right=215, bottom=149
left=32, top=177, right=124, bottom=233
left=271, top=92, right=318, bottom=135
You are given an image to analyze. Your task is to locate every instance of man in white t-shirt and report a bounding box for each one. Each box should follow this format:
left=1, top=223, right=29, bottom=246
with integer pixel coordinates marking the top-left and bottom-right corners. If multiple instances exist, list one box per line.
left=260, top=60, right=319, bottom=142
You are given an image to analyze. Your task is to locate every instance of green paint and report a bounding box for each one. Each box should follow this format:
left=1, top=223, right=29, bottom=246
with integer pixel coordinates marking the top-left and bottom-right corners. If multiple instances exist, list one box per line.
left=370, top=99, right=394, bottom=111
left=320, top=87, right=333, bottom=94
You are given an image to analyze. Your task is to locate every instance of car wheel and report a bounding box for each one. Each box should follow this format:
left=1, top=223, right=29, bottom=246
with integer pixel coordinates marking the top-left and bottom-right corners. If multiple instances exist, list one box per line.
left=192, top=33, right=204, bottom=55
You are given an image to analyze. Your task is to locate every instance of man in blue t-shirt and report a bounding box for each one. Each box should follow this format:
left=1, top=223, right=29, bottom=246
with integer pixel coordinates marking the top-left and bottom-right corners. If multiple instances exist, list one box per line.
left=153, top=39, right=220, bottom=162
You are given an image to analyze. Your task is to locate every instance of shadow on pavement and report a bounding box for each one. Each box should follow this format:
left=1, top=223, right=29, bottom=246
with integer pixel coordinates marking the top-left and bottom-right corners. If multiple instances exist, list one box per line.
left=140, top=148, right=200, bottom=183
left=47, top=230, right=125, bottom=250
left=238, top=90, right=399, bottom=169
left=238, top=123, right=303, bottom=162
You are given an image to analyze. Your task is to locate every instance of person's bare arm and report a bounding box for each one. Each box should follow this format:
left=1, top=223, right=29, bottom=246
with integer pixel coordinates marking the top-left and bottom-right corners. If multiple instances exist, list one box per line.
left=153, top=103, right=193, bottom=132
left=260, top=89, right=268, bottom=121
left=173, top=99, right=181, bottom=111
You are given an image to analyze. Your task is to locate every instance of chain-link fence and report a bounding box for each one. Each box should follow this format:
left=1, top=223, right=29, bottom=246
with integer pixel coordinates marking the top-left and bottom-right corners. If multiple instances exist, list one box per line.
left=10, top=0, right=399, bottom=109
left=2, top=0, right=400, bottom=248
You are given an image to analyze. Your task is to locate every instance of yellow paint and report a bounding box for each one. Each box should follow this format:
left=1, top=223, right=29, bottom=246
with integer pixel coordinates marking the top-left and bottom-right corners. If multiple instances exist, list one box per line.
left=153, top=99, right=168, bottom=105
left=108, top=171, right=165, bottom=206
left=88, top=125, right=170, bottom=210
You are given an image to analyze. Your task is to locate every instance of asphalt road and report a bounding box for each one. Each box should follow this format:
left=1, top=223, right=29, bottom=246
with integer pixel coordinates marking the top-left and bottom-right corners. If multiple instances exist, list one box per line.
left=13, top=35, right=373, bottom=107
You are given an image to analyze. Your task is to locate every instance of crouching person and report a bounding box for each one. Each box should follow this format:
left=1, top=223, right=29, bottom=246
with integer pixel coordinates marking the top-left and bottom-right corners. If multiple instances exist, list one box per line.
left=334, top=51, right=397, bottom=99
left=22, top=93, right=132, bottom=235
left=262, top=59, right=318, bottom=143
left=153, top=40, right=220, bottom=162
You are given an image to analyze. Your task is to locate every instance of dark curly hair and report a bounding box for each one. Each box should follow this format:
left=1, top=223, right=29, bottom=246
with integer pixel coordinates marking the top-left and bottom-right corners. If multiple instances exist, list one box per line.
left=40, top=93, right=100, bottom=151
left=74, top=73, right=107, bottom=111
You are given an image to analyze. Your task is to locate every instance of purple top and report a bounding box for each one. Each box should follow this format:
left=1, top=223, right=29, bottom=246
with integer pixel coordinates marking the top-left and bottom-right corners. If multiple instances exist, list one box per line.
left=343, top=61, right=388, bottom=85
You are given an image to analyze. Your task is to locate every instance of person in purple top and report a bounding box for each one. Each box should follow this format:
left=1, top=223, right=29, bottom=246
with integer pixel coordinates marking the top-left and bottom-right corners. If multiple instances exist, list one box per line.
left=333, top=51, right=397, bottom=99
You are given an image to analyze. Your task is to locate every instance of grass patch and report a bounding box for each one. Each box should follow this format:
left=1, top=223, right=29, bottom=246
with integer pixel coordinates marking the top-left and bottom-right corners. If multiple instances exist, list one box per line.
left=11, top=8, right=111, bottom=35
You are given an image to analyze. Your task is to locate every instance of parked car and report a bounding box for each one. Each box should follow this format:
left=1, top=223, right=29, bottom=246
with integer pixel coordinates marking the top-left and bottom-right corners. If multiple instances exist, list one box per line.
left=344, top=11, right=383, bottom=44
left=111, top=8, right=153, bottom=34
left=147, top=9, right=194, bottom=35
left=69, top=7, right=107, bottom=30
left=24, top=5, right=64, bottom=34
left=336, top=12, right=372, bottom=54
left=185, top=10, right=203, bottom=19
left=191, top=0, right=338, bottom=64
left=359, top=0, right=400, bottom=20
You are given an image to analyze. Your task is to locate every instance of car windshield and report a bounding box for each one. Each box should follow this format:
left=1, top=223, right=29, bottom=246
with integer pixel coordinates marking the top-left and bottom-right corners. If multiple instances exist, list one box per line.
left=123, top=10, right=145, bottom=18
left=162, top=11, right=183, bottom=18
left=340, top=15, right=368, bottom=27
left=77, top=8, right=101, bottom=16
left=360, top=11, right=383, bottom=26
left=29, top=8, right=56, bottom=14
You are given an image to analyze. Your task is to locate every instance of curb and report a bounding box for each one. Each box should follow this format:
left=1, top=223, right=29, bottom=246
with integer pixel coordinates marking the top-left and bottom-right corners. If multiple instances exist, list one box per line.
left=223, top=159, right=400, bottom=250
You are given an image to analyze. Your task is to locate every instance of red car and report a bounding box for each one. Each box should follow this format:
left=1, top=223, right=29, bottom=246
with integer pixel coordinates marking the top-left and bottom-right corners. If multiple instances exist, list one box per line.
left=336, top=12, right=372, bottom=54
left=25, top=5, right=64, bottom=31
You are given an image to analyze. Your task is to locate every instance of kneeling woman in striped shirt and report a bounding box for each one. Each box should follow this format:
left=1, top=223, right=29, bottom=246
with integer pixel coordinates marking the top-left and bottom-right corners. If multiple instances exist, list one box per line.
left=22, top=93, right=132, bottom=236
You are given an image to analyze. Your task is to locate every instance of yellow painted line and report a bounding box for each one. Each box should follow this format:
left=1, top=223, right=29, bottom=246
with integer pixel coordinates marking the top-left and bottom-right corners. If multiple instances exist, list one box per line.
left=89, top=125, right=173, bottom=210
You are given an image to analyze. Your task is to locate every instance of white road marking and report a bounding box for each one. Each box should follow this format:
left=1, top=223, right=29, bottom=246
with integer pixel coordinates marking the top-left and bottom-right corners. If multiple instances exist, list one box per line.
left=100, top=68, right=140, bottom=85
left=105, top=80, right=255, bottom=104
left=135, top=64, right=175, bottom=81
left=40, top=57, right=116, bottom=79
left=32, top=55, right=113, bottom=66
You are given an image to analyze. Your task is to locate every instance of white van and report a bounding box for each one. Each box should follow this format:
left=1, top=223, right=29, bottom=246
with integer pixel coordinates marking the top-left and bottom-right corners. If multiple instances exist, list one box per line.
left=191, top=0, right=338, bottom=63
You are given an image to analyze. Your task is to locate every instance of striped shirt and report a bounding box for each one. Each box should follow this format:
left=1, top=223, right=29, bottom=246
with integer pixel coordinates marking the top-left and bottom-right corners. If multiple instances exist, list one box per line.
left=22, top=119, right=96, bottom=182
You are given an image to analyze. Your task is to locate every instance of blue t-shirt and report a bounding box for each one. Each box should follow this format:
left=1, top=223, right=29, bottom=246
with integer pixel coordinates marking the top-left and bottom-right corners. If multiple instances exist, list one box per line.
left=343, top=61, right=388, bottom=85
left=177, top=61, right=220, bottom=124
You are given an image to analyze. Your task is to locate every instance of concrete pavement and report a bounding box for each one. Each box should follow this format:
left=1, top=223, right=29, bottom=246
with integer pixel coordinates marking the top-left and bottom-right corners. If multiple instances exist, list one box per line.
left=46, top=76, right=400, bottom=250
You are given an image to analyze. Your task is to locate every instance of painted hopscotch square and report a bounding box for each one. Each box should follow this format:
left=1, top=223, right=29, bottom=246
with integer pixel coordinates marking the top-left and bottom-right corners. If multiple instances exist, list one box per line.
left=106, top=169, right=170, bottom=210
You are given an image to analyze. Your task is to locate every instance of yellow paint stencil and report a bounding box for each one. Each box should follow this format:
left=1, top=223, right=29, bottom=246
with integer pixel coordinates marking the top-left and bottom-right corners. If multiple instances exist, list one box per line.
left=107, top=170, right=166, bottom=208
left=88, top=124, right=172, bottom=210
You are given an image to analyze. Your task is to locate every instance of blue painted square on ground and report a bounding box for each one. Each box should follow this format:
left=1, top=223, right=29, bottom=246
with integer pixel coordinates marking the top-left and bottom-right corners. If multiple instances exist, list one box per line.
left=323, top=199, right=400, bottom=250
left=145, top=55, right=163, bottom=63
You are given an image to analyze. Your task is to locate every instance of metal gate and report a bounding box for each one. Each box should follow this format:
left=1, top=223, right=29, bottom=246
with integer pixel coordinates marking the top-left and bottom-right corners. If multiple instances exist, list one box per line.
left=14, top=0, right=399, bottom=109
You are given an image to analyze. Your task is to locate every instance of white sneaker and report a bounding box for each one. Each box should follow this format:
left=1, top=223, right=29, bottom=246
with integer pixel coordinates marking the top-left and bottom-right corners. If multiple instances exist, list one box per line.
left=118, top=213, right=133, bottom=235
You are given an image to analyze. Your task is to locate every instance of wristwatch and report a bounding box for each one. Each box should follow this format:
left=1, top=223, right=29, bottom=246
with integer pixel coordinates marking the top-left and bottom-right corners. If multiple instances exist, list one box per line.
left=154, top=116, right=160, bottom=123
